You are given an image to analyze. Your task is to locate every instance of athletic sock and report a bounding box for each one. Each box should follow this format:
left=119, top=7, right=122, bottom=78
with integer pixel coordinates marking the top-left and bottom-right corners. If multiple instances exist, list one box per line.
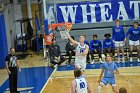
left=97, top=86, right=102, bottom=93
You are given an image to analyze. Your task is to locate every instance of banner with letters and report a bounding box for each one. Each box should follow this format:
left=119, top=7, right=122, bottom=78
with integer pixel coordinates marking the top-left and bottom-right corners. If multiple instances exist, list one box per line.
left=56, top=0, right=140, bottom=23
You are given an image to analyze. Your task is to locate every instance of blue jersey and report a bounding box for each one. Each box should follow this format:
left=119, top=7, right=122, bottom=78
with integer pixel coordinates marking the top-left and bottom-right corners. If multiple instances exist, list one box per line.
left=112, top=25, right=125, bottom=41
left=103, top=39, right=114, bottom=49
left=102, top=62, right=118, bottom=78
left=84, top=40, right=89, bottom=46
left=126, top=27, right=140, bottom=41
left=89, top=40, right=102, bottom=50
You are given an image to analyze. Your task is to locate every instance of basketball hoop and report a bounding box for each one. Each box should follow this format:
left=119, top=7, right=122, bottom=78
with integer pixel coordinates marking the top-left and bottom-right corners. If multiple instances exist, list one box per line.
left=57, top=22, right=72, bottom=39
left=43, top=22, right=72, bottom=44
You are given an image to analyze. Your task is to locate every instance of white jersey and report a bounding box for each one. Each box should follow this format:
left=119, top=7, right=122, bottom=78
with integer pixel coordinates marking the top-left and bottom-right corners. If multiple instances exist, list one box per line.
left=75, top=42, right=87, bottom=70
left=75, top=77, right=88, bottom=93
left=75, top=42, right=87, bottom=63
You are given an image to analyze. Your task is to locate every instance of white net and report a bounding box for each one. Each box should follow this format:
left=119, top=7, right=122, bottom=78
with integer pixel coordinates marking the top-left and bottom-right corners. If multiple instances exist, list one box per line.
left=57, top=23, right=71, bottom=39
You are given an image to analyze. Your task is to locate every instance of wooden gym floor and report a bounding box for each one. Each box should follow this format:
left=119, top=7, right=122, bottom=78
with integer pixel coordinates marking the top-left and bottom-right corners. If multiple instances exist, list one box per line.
left=42, top=67, right=140, bottom=93
left=0, top=53, right=140, bottom=93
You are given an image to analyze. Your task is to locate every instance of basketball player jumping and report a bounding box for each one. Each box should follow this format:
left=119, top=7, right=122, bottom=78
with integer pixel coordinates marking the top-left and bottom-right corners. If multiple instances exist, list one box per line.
left=67, top=34, right=89, bottom=71
left=97, top=53, right=119, bottom=93
left=71, top=69, right=91, bottom=93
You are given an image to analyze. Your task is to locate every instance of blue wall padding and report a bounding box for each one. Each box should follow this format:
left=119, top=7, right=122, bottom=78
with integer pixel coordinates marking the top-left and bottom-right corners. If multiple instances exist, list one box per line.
left=0, top=14, right=8, bottom=68
left=44, top=19, right=48, bottom=35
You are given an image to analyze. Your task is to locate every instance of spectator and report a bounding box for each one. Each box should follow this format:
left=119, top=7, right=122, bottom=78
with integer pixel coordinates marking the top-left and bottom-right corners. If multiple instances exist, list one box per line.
left=126, top=22, right=140, bottom=62
left=112, top=19, right=126, bottom=63
left=103, top=33, right=115, bottom=57
left=49, top=38, right=65, bottom=68
left=90, top=34, right=103, bottom=64
left=65, top=36, right=75, bottom=65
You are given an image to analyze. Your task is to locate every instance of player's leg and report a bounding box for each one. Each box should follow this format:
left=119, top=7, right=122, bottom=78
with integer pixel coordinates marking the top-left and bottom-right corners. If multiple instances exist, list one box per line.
left=112, top=86, right=118, bottom=93
left=74, top=60, right=81, bottom=70
left=120, top=41, right=125, bottom=62
left=120, top=47, right=125, bottom=62
left=115, top=41, right=120, bottom=63
left=134, top=40, right=140, bottom=62
left=86, top=51, right=90, bottom=62
left=110, top=77, right=118, bottom=93
left=80, top=64, right=86, bottom=77
left=97, top=77, right=107, bottom=93
left=67, top=51, right=72, bottom=64
left=116, top=47, right=120, bottom=62
left=74, top=63, right=86, bottom=77
left=51, top=60, right=58, bottom=68
left=129, top=40, right=134, bottom=62
left=58, top=55, right=66, bottom=65
left=90, top=50, right=95, bottom=64
left=129, top=45, right=133, bottom=62
left=97, top=49, right=103, bottom=63
left=136, top=45, right=140, bottom=62
left=97, top=84, right=104, bottom=93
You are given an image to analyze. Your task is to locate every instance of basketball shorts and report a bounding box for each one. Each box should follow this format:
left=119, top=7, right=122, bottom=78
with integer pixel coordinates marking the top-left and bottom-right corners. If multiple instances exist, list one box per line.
left=114, top=41, right=125, bottom=47
left=129, top=40, right=140, bottom=46
left=101, top=77, right=116, bottom=86
left=75, top=59, right=86, bottom=71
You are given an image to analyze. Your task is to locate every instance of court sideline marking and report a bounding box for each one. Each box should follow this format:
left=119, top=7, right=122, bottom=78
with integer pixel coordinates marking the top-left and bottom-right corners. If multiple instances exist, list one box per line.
left=40, top=67, right=57, bottom=93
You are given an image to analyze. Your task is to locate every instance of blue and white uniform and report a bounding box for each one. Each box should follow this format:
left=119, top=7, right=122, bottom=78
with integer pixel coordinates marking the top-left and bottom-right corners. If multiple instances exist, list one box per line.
left=126, top=27, right=140, bottom=46
left=75, top=77, right=88, bottom=93
left=112, top=25, right=125, bottom=47
left=90, top=40, right=102, bottom=51
left=103, top=39, right=114, bottom=49
left=75, top=42, right=87, bottom=70
left=101, top=62, right=118, bottom=86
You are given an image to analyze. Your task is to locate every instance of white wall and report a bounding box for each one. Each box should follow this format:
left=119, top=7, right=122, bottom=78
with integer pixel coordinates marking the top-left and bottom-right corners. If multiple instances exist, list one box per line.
left=4, top=4, right=23, bottom=50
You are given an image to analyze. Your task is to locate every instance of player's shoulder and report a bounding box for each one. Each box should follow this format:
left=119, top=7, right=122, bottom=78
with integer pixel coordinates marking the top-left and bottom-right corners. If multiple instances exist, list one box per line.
left=113, top=25, right=116, bottom=28
left=101, top=62, right=107, bottom=67
left=103, top=62, right=107, bottom=65
left=85, top=44, right=89, bottom=48
left=112, top=62, right=117, bottom=66
left=91, top=40, right=95, bottom=42
left=129, top=27, right=133, bottom=30
left=119, top=25, right=123, bottom=28
left=72, top=80, right=76, bottom=86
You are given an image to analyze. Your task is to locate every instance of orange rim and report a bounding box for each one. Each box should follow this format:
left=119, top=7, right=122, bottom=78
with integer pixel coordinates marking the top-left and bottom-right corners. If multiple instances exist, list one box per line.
left=48, top=22, right=72, bottom=31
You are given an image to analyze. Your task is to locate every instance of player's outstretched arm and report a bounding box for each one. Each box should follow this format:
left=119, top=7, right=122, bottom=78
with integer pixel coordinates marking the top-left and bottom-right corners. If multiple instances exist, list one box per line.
left=67, top=34, right=78, bottom=46
left=98, top=68, right=104, bottom=83
left=71, top=80, right=76, bottom=93
left=114, top=63, right=119, bottom=74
